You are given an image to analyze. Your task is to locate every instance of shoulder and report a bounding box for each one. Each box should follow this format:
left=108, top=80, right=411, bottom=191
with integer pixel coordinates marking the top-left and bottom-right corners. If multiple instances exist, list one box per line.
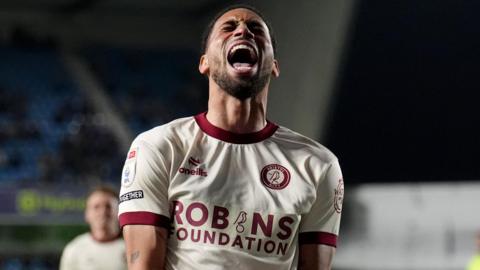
left=60, top=233, right=91, bottom=268
left=128, top=116, right=196, bottom=159
left=63, top=232, right=91, bottom=251
left=272, top=125, right=338, bottom=164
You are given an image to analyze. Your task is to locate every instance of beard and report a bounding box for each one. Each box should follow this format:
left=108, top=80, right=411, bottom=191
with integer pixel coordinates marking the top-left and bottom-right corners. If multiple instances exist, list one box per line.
left=211, top=60, right=271, bottom=101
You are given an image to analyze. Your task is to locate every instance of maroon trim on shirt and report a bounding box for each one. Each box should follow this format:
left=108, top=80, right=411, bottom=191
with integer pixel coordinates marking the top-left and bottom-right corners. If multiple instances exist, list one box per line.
left=119, top=212, right=170, bottom=229
left=194, top=112, right=278, bottom=144
left=299, top=232, right=338, bottom=247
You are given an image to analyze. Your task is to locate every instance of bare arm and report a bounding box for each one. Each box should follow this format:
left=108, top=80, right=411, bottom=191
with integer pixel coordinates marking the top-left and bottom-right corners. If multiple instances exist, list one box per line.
left=299, top=244, right=336, bottom=270
left=123, top=225, right=168, bottom=270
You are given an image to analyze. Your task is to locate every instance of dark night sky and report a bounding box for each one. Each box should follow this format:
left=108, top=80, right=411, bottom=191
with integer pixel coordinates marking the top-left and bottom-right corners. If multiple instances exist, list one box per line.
left=326, top=0, right=480, bottom=182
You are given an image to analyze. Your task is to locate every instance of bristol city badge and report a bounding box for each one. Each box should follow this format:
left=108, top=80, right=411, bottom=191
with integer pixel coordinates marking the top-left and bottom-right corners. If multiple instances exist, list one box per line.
left=260, top=164, right=291, bottom=190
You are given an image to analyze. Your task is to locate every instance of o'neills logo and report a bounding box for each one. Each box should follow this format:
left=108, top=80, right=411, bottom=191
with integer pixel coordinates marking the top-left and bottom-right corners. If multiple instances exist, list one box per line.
left=179, top=167, right=208, bottom=177
left=260, top=164, right=291, bottom=190
left=179, top=157, right=208, bottom=177
left=169, top=200, right=299, bottom=256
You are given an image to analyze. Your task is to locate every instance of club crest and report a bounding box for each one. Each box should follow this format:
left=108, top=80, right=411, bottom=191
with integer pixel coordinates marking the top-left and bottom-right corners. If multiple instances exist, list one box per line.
left=260, top=164, right=291, bottom=190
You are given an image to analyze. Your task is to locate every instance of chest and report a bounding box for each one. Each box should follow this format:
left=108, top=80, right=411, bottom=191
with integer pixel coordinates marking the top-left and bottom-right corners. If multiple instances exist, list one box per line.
left=164, top=139, right=322, bottom=257
left=168, top=141, right=318, bottom=217
left=75, top=242, right=126, bottom=270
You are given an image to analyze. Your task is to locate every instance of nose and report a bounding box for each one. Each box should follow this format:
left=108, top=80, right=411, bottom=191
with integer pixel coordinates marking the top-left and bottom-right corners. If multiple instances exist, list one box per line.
left=98, top=205, right=111, bottom=216
left=233, top=23, right=254, bottom=39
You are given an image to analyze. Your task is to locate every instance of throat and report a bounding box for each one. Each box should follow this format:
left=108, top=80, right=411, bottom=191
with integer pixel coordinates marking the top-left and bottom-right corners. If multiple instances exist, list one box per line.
left=206, top=98, right=267, bottom=134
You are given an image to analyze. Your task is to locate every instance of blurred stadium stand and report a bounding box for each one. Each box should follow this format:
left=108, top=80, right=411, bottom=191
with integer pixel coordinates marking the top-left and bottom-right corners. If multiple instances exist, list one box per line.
left=0, top=46, right=123, bottom=186
left=0, top=40, right=207, bottom=270
left=82, top=46, right=206, bottom=135
left=0, top=44, right=207, bottom=185
left=0, top=0, right=214, bottom=267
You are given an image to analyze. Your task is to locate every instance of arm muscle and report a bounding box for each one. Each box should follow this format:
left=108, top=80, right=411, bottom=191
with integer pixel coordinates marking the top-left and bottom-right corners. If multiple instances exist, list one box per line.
left=123, top=225, right=168, bottom=270
left=299, top=244, right=336, bottom=270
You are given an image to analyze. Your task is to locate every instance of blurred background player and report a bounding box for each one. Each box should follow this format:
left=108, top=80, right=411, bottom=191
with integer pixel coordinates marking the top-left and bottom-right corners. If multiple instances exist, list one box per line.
left=60, top=185, right=127, bottom=270
left=467, top=231, right=480, bottom=270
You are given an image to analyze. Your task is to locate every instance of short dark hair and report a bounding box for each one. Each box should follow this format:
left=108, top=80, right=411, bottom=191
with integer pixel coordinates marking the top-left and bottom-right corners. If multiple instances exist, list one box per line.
left=86, top=185, right=118, bottom=201
left=201, top=4, right=277, bottom=56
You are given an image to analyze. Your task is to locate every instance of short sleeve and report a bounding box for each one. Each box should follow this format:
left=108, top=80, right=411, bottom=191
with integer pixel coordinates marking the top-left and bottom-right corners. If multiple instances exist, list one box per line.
left=299, top=159, right=344, bottom=247
left=118, top=137, right=171, bottom=229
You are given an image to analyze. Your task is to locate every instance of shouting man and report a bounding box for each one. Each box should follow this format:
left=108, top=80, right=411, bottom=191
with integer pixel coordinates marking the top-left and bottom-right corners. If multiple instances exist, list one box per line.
left=119, top=5, right=344, bottom=270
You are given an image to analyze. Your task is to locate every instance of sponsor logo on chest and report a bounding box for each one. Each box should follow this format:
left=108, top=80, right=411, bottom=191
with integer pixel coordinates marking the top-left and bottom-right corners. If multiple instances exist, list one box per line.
left=178, top=157, right=208, bottom=177
left=178, top=157, right=293, bottom=191
left=169, top=200, right=299, bottom=256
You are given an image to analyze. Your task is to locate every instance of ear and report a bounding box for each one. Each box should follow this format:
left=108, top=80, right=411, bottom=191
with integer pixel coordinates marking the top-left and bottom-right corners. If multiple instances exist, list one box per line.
left=199, top=54, right=209, bottom=75
left=272, top=59, right=280, bottom=77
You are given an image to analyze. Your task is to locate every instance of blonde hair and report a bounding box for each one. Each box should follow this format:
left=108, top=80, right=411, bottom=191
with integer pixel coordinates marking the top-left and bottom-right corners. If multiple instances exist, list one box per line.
left=86, top=184, right=118, bottom=201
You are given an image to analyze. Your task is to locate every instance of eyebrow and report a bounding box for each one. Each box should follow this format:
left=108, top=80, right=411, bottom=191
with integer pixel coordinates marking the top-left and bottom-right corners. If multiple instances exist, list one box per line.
left=221, top=18, right=265, bottom=28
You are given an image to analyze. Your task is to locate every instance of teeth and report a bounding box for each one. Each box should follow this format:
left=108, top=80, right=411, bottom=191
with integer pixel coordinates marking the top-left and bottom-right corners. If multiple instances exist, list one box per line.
left=231, top=44, right=254, bottom=54
left=229, top=44, right=257, bottom=60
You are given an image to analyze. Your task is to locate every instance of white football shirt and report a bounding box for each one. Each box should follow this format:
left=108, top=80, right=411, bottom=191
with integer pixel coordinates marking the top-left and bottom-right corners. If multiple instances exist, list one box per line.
left=59, top=233, right=127, bottom=270
left=119, top=112, right=344, bottom=270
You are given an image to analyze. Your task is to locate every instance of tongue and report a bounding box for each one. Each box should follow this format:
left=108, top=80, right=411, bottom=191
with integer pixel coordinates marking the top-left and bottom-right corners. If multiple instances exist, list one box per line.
left=233, top=62, right=252, bottom=70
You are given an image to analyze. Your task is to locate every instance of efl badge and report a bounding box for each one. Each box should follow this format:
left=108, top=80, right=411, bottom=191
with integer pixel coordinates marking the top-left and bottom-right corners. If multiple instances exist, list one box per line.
left=260, top=164, right=291, bottom=190
left=334, top=178, right=344, bottom=213
left=127, top=148, right=137, bottom=160
left=122, top=147, right=138, bottom=187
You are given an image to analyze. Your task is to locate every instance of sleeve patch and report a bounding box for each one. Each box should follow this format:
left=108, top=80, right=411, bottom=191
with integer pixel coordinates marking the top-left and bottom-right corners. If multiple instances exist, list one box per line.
left=127, top=148, right=137, bottom=160
left=122, top=146, right=138, bottom=188
left=334, top=178, right=344, bottom=213
left=119, top=190, right=144, bottom=203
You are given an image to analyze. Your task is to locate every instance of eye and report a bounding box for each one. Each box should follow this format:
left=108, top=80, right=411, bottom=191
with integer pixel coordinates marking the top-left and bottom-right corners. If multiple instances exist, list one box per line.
left=221, top=22, right=236, bottom=32
left=252, top=27, right=265, bottom=35
left=222, top=26, right=235, bottom=32
left=247, top=22, right=266, bottom=35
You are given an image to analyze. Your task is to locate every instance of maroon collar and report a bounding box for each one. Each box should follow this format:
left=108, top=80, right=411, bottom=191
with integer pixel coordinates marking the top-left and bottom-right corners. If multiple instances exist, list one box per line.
left=194, top=112, right=278, bottom=144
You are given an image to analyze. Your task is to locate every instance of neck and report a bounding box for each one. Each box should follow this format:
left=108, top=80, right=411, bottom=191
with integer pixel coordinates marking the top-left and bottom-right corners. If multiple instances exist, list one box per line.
left=207, top=82, right=269, bottom=133
left=90, top=226, right=119, bottom=242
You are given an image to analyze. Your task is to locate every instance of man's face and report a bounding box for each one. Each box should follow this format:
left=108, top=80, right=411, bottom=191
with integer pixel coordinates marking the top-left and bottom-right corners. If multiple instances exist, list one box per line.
left=85, top=191, right=118, bottom=232
left=200, top=8, right=279, bottom=100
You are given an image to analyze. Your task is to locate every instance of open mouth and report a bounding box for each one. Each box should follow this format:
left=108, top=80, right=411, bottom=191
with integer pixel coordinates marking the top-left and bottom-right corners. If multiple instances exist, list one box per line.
left=227, top=43, right=258, bottom=72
